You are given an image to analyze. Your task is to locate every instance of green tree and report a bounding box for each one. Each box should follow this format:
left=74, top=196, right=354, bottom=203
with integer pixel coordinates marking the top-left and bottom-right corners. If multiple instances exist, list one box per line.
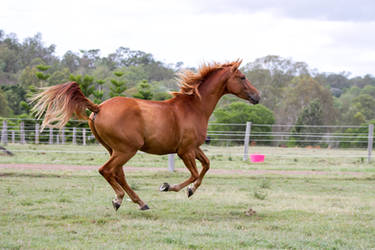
left=340, top=120, right=375, bottom=148
left=345, top=94, right=375, bottom=125
left=153, top=91, right=172, bottom=100
left=0, top=85, right=27, bottom=115
left=48, top=68, right=70, bottom=86
left=19, top=33, right=57, bottom=69
left=0, top=88, right=10, bottom=116
left=290, top=99, right=324, bottom=146
left=35, top=64, right=50, bottom=87
left=243, top=55, right=310, bottom=111
left=18, top=66, right=39, bottom=87
left=69, top=74, right=95, bottom=97
left=61, top=50, right=80, bottom=72
left=361, top=85, right=375, bottom=98
left=133, top=80, right=153, bottom=100
left=277, top=76, right=337, bottom=125
left=93, top=79, right=105, bottom=104
left=20, top=85, right=38, bottom=116
left=211, top=102, right=275, bottom=145
left=109, top=72, right=127, bottom=97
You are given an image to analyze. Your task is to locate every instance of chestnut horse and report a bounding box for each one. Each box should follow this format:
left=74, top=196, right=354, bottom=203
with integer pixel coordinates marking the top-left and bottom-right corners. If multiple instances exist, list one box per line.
left=32, top=60, right=260, bottom=211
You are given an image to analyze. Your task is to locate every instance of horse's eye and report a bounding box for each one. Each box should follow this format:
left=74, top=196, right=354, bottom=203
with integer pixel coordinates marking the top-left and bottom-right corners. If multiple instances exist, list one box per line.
left=240, top=76, right=246, bottom=81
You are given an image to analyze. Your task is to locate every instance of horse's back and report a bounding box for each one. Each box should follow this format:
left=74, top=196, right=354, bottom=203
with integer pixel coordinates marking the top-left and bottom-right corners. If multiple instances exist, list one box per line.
left=93, top=97, right=180, bottom=154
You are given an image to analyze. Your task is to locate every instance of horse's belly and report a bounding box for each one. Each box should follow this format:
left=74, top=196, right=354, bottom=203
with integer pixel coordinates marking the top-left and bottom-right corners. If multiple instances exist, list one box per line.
left=140, top=139, right=177, bottom=155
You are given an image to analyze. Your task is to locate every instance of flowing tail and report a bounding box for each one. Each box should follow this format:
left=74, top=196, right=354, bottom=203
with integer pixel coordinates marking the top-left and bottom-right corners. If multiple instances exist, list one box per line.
left=31, top=82, right=99, bottom=130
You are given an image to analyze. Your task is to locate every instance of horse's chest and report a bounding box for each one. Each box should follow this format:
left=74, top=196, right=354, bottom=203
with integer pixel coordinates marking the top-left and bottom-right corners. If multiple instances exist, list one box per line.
left=180, top=126, right=207, bottom=146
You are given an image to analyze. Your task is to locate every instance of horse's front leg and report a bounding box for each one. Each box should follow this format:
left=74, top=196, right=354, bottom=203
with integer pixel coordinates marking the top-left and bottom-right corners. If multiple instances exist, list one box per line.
left=188, top=148, right=210, bottom=197
left=160, top=151, right=199, bottom=193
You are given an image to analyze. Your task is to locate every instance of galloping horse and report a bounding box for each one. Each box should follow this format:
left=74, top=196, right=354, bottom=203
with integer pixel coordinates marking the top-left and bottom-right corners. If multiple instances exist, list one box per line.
left=32, top=60, right=260, bottom=211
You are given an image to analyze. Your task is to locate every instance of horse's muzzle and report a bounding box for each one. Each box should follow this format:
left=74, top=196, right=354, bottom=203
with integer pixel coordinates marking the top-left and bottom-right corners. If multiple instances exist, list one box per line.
left=248, top=94, right=260, bottom=104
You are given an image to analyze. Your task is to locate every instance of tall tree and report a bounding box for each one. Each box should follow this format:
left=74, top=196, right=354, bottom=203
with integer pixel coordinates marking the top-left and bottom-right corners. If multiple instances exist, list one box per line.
left=0, top=88, right=10, bottom=116
left=132, top=80, right=153, bottom=100
left=35, top=64, right=50, bottom=87
left=109, top=72, right=127, bottom=97
left=291, top=99, right=324, bottom=146
left=69, top=74, right=95, bottom=97
left=61, top=50, right=80, bottom=72
left=0, top=85, right=27, bottom=115
left=93, top=79, right=105, bottom=104
left=243, top=55, right=310, bottom=111
left=277, top=76, right=337, bottom=125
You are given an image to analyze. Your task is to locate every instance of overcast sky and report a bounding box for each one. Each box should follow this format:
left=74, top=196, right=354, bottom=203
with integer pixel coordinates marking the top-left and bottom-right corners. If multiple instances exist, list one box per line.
left=2, top=0, right=375, bottom=76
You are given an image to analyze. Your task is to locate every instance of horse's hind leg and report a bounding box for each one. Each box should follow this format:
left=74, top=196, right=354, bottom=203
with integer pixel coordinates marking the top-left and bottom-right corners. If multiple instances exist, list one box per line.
left=114, top=164, right=149, bottom=210
left=99, top=150, right=147, bottom=211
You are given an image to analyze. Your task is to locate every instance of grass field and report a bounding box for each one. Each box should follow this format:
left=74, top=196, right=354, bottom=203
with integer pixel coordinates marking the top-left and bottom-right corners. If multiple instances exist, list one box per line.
left=1, top=143, right=375, bottom=172
left=1, top=144, right=375, bottom=249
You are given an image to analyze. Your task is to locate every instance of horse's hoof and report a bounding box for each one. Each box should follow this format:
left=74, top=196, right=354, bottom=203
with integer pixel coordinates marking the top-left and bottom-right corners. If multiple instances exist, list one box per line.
left=140, top=204, right=150, bottom=210
left=160, top=182, right=170, bottom=192
left=187, top=187, right=194, bottom=198
left=112, top=200, right=121, bottom=211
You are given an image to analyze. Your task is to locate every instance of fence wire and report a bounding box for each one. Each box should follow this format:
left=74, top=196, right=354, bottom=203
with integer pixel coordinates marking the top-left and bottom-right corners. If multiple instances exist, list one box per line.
left=1, top=119, right=374, bottom=153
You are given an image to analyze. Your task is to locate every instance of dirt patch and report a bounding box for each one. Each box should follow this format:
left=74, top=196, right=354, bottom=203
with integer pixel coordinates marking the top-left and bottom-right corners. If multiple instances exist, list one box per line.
left=0, top=163, right=367, bottom=176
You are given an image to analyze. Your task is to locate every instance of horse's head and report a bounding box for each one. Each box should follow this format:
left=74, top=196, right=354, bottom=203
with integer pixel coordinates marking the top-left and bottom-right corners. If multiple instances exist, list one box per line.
left=225, top=61, right=260, bottom=104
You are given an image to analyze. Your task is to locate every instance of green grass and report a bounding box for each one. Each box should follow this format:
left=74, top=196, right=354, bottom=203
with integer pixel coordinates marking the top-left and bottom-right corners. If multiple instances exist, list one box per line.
left=1, top=143, right=375, bottom=173
left=1, top=171, right=375, bottom=248
left=1, top=144, right=375, bottom=249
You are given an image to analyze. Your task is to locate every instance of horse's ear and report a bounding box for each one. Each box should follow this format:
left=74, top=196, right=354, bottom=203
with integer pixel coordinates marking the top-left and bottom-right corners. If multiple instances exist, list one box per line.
left=230, top=59, right=242, bottom=73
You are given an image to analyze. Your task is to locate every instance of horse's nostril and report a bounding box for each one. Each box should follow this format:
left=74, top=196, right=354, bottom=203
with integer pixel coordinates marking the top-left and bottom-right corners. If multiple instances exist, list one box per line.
left=248, top=94, right=260, bottom=104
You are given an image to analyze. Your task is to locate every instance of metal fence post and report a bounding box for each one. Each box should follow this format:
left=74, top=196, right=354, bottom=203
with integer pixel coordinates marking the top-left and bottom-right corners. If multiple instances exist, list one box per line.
left=11, top=131, right=15, bottom=144
left=368, top=124, right=374, bottom=163
left=72, top=127, right=77, bottom=144
left=61, top=128, right=65, bottom=144
left=168, top=154, right=175, bottom=172
left=35, top=123, right=40, bottom=144
left=1, top=120, right=8, bottom=145
left=82, top=128, right=86, bottom=145
left=20, top=121, right=26, bottom=144
left=243, top=121, right=252, bottom=161
left=49, top=127, right=53, bottom=144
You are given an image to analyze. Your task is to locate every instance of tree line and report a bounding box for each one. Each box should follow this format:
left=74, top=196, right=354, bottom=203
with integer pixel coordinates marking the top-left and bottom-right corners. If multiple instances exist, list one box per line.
left=1, top=30, right=375, bottom=145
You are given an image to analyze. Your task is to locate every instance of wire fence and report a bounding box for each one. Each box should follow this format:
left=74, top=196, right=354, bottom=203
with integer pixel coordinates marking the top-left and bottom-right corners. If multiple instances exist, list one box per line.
left=1, top=118, right=374, bottom=146
left=1, top=118, right=374, bottom=164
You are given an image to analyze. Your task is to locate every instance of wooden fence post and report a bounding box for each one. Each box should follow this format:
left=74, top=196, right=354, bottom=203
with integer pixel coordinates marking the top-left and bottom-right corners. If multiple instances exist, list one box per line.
left=20, top=121, right=26, bottom=144
left=35, top=123, right=40, bottom=144
left=168, top=154, right=175, bottom=172
left=1, top=120, right=8, bottom=145
left=82, top=128, right=86, bottom=145
left=243, top=121, right=252, bottom=161
left=368, top=124, right=374, bottom=163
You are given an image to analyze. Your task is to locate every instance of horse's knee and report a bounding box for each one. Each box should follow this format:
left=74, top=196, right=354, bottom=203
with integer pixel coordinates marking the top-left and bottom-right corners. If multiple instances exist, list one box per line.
left=98, top=167, right=106, bottom=176
left=204, top=162, right=210, bottom=170
left=98, top=167, right=112, bottom=177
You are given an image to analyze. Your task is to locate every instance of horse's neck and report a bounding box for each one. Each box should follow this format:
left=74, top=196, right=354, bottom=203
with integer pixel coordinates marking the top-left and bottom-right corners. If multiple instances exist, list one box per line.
left=196, top=75, right=227, bottom=119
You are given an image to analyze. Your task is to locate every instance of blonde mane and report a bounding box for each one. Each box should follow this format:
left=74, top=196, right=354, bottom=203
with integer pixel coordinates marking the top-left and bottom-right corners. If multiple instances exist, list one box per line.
left=173, top=60, right=242, bottom=98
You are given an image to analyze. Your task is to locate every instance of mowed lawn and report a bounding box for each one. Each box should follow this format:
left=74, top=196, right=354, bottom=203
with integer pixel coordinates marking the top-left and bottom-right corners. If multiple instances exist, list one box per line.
left=1, top=144, right=375, bottom=249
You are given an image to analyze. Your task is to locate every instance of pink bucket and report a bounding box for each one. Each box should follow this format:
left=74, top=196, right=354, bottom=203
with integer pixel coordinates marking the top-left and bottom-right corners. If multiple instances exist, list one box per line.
left=250, top=154, right=265, bottom=163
